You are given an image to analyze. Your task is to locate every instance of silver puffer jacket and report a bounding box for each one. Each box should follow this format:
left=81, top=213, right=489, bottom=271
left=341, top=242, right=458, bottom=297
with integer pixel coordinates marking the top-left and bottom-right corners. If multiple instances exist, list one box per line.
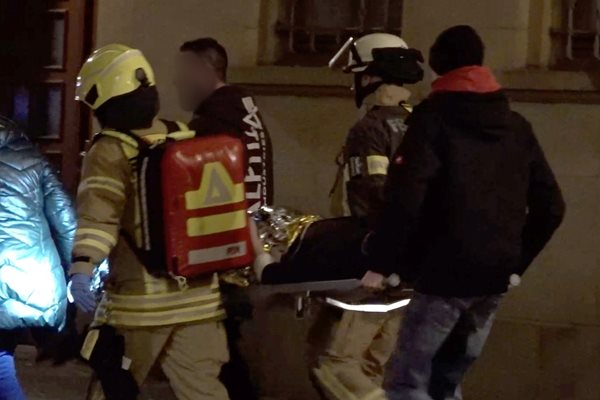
left=0, top=116, right=76, bottom=330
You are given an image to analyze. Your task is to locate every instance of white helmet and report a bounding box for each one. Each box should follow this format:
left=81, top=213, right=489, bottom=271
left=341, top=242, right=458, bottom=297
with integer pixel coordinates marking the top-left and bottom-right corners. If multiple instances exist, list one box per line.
left=330, top=33, right=424, bottom=107
left=330, top=33, right=409, bottom=73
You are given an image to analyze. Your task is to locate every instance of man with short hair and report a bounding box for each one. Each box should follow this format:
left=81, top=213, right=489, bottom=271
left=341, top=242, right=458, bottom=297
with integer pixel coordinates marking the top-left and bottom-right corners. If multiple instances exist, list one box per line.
left=175, top=37, right=275, bottom=400
left=175, top=38, right=274, bottom=211
left=363, top=25, right=566, bottom=400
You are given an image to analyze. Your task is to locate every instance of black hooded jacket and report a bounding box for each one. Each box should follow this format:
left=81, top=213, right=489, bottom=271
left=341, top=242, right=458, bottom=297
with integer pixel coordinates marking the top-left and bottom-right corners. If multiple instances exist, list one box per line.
left=190, top=85, right=274, bottom=211
left=369, top=90, right=565, bottom=297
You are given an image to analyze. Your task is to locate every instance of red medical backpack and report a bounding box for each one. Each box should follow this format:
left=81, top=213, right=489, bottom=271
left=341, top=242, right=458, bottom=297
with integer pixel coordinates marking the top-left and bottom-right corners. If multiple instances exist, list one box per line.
left=95, top=125, right=254, bottom=280
left=160, top=134, right=254, bottom=278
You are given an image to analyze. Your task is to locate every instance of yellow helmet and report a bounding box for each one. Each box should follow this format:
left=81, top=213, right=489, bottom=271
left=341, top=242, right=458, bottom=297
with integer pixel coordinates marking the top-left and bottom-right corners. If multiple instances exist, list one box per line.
left=75, top=44, right=156, bottom=110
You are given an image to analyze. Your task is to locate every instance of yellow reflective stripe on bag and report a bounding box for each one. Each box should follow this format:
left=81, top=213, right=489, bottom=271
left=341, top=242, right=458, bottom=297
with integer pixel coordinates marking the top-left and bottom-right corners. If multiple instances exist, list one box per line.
left=186, top=210, right=247, bottom=237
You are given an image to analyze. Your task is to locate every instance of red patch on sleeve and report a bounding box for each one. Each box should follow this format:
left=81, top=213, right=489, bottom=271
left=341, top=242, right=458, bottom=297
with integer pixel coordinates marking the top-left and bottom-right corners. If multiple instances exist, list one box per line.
left=395, top=155, right=404, bottom=165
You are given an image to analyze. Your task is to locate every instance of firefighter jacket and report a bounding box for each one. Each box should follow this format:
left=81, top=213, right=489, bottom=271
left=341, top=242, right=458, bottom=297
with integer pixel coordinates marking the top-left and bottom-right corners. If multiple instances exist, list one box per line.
left=335, top=102, right=411, bottom=226
left=70, top=120, right=224, bottom=327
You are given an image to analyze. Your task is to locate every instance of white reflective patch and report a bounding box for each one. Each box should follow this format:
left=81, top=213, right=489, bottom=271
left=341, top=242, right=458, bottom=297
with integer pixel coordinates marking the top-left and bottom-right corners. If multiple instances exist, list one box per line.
left=67, top=281, right=74, bottom=304
left=325, top=297, right=411, bottom=313
left=348, top=156, right=364, bottom=178
left=188, top=242, right=248, bottom=265
left=122, top=356, right=132, bottom=371
left=386, top=118, right=408, bottom=133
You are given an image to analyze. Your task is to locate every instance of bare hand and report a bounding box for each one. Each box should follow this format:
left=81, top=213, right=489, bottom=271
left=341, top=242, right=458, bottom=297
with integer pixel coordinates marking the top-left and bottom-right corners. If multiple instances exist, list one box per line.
left=361, top=270, right=386, bottom=290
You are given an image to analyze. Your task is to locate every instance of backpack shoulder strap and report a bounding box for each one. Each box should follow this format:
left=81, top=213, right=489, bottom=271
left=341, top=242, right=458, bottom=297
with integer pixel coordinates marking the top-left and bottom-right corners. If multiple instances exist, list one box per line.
left=92, top=130, right=147, bottom=160
left=160, top=119, right=190, bottom=133
left=160, top=119, right=180, bottom=134
left=174, top=121, right=188, bottom=131
left=159, top=119, right=195, bottom=142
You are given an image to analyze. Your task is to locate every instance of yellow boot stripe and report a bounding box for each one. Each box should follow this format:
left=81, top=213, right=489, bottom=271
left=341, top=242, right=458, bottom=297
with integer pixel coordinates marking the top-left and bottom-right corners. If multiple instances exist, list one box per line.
left=313, top=365, right=360, bottom=400
left=315, top=363, right=387, bottom=400
left=363, top=388, right=387, bottom=400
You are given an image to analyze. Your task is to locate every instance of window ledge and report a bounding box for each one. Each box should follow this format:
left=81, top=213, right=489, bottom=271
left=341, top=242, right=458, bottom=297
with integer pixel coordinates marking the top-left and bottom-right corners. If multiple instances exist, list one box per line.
left=231, top=66, right=600, bottom=104
left=231, top=66, right=349, bottom=87
left=498, top=69, right=598, bottom=91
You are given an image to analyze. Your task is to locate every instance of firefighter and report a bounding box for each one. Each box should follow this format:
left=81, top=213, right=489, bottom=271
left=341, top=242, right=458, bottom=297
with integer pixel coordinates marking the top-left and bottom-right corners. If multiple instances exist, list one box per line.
left=70, top=44, right=230, bottom=400
left=314, top=33, right=424, bottom=400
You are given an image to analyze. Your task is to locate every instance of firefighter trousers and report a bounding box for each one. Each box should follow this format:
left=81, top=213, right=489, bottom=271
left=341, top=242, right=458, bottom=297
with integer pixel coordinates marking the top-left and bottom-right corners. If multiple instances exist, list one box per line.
left=86, top=320, right=230, bottom=400
left=313, top=310, right=403, bottom=400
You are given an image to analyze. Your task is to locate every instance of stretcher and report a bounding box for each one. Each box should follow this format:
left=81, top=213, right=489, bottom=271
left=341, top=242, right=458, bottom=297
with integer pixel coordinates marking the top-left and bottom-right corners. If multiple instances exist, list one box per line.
left=248, top=277, right=412, bottom=319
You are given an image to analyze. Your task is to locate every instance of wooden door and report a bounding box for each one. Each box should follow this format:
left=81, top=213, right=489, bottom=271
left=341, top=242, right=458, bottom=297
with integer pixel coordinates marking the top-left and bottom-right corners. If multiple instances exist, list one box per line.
left=0, top=0, right=94, bottom=191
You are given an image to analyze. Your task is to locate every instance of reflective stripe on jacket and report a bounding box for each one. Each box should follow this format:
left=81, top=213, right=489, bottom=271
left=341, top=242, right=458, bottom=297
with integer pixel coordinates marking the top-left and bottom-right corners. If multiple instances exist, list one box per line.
left=72, top=120, right=224, bottom=327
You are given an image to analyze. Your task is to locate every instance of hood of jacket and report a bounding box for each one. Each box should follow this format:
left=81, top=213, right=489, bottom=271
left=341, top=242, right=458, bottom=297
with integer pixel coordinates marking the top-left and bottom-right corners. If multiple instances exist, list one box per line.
left=0, top=116, right=30, bottom=150
left=429, top=66, right=510, bottom=140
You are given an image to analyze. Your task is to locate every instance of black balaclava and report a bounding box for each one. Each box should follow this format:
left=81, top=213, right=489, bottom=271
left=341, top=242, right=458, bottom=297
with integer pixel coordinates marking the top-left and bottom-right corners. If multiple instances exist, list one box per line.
left=354, top=47, right=424, bottom=107
left=95, top=85, right=159, bottom=132
left=429, top=25, right=485, bottom=76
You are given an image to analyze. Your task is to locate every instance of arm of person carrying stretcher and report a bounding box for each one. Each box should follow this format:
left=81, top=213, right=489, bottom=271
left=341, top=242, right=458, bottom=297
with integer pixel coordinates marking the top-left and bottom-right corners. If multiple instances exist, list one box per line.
left=345, top=122, right=394, bottom=227
left=69, top=139, right=130, bottom=312
left=249, top=219, right=334, bottom=285
left=363, top=106, right=442, bottom=288
left=345, top=119, right=406, bottom=289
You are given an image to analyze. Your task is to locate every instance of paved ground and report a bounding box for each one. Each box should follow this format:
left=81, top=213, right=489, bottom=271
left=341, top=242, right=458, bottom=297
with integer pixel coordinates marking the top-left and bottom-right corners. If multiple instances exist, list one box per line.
left=14, top=291, right=323, bottom=400
left=16, top=346, right=176, bottom=400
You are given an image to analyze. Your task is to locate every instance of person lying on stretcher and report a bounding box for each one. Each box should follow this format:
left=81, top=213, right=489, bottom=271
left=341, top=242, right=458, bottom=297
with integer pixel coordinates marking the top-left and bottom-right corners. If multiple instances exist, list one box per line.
left=250, top=206, right=377, bottom=285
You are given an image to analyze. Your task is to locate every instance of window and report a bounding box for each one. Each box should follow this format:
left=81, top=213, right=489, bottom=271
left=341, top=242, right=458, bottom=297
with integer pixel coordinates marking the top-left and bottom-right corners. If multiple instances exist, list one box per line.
left=276, top=0, right=404, bottom=66
left=551, top=0, right=600, bottom=69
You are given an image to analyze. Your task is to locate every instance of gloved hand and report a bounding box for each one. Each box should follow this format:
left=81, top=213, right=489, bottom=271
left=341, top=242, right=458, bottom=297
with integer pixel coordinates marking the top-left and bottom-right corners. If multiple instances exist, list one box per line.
left=69, top=273, right=97, bottom=313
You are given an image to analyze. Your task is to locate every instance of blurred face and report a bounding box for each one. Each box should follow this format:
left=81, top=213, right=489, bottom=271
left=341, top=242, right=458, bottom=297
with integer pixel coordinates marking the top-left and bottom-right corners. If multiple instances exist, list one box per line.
left=174, top=51, right=221, bottom=112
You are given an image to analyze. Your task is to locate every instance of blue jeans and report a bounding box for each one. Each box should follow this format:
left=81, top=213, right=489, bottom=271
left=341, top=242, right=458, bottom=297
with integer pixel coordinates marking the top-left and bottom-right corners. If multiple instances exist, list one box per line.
left=0, top=332, right=25, bottom=400
left=384, top=292, right=502, bottom=400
